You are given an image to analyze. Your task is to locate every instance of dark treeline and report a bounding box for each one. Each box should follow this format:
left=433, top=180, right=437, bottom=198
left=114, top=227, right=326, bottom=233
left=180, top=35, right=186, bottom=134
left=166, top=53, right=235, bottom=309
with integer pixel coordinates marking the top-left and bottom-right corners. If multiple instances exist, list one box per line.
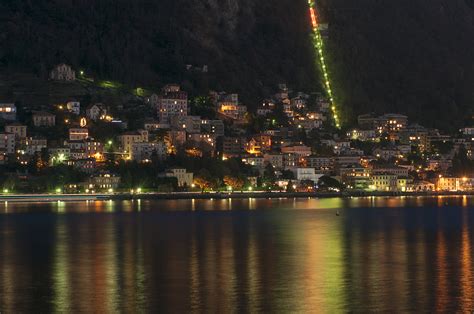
left=0, top=0, right=473, bottom=130
left=0, top=0, right=318, bottom=104
left=323, top=0, right=474, bottom=129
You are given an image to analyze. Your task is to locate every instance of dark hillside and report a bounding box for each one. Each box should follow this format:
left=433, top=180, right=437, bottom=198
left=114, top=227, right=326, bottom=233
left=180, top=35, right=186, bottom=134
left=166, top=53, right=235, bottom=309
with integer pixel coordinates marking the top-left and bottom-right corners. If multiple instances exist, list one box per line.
left=0, top=0, right=472, bottom=129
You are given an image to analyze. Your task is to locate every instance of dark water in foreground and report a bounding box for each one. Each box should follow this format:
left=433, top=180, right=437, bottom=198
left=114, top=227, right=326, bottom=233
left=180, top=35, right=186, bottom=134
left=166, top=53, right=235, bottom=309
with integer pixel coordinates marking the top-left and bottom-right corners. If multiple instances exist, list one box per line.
left=1, top=196, right=474, bottom=312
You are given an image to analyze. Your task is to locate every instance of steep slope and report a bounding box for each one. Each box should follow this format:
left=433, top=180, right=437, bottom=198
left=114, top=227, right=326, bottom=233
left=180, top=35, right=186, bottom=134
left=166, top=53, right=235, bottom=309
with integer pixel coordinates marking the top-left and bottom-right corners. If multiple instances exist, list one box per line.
left=0, top=0, right=319, bottom=104
left=323, top=0, right=474, bottom=129
left=0, top=0, right=472, bottom=129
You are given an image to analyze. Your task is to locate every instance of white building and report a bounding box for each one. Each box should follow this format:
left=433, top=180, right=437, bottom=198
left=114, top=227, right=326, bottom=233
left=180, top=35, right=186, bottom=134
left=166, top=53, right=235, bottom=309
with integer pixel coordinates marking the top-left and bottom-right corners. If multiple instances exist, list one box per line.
left=143, top=120, right=170, bottom=131
left=86, top=103, right=107, bottom=121
left=201, top=119, right=225, bottom=137
left=156, top=86, right=188, bottom=124
left=0, top=103, right=17, bottom=121
left=257, top=100, right=275, bottom=116
left=297, top=119, right=323, bottom=131
left=243, top=156, right=265, bottom=168
left=281, top=145, right=312, bottom=157
left=5, top=123, right=27, bottom=139
left=305, top=156, right=333, bottom=171
left=50, top=64, right=76, bottom=81
left=373, top=147, right=402, bottom=161
left=33, top=112, right=56, bottom=127
left=291, top=96, right=306, bottom=110
left=131, top=142, right=167, bottom=162
left=370, top=173, right=399, bottom=192
left=118, top=130, right=149, bottom=155
left=89, top=173, right=121, bottom=190
left=171, top=115, right=201, bottom=134
left=25, top=137, right=47, bottom=155
left=164, top=168, right=193, bottom=187
left=292, top=168, right=323, bottom=183
left=69, top=128, right=89, bottom=141
left=66, top=101, right=81, bottom=115
left=0, top=133, right=15, bottom=154
left=264, top=153, right=284, bottom=169
left=460, top=127, right=474, bottom=136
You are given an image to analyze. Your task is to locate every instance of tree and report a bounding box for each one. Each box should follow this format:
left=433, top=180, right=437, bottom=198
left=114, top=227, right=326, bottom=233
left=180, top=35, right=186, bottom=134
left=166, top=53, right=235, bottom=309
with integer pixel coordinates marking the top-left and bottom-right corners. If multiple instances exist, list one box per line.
left=286, top=180, right=295, bottom=192
left=452, top=144, right=474, bottom=176
left=194, top=177, right=213, bottom=192
left=263, top=164, right=276, bottom=185
left=190, top=96, right=216, bottom=119
left=269, top=104, right=290, bottom=127
left=300, top=180, right=315, bottom=191
left=223, top=175, right=245, bottom=191
left=318, top=176, right=344, bottom=191
left=281, top=170, right=295, bottom=180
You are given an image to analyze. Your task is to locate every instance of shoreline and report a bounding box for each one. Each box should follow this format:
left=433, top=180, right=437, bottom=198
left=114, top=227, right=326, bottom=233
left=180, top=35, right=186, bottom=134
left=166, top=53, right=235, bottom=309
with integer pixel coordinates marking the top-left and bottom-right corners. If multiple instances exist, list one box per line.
left=1, top=191, right=474, bottom=203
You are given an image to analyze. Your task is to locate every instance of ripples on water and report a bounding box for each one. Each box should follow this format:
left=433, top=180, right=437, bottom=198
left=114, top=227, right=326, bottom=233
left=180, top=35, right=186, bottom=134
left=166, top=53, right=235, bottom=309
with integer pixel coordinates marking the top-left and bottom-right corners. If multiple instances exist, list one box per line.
left=0, top=196, right=474, bottom=312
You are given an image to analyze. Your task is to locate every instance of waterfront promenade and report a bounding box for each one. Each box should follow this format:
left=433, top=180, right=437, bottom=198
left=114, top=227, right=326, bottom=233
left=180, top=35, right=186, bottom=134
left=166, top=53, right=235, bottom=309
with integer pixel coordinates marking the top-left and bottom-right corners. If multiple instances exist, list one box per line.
left=1, top=191, right=474, bottom=203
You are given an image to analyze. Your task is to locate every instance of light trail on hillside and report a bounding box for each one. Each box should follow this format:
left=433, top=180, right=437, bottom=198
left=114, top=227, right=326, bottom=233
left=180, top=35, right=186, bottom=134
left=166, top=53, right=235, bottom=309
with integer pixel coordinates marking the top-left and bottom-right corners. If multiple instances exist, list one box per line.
left=308, top=0, right=340, bottom=128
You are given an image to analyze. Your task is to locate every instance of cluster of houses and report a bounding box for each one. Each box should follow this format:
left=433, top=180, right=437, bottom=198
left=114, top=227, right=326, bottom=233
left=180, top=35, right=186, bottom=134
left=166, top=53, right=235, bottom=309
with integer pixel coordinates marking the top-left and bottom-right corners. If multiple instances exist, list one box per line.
left=1, top=64, right=474, bottom=193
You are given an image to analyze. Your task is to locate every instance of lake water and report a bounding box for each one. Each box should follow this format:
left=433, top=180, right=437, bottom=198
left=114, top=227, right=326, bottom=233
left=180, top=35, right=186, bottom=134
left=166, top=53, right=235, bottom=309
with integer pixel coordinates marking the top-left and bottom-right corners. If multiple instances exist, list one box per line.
left=1, top=196, right=474, bottom=312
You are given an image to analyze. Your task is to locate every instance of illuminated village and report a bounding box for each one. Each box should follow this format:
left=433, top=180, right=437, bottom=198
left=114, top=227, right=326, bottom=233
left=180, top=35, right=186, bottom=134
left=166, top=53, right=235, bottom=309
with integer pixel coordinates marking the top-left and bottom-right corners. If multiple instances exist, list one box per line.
left=1, top=63, right=473, bottom=195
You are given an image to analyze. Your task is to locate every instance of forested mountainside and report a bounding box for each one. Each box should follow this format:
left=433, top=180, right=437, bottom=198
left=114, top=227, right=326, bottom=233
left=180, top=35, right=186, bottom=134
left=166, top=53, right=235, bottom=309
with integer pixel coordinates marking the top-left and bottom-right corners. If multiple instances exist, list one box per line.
left=0, top=0, right=473, bottom=129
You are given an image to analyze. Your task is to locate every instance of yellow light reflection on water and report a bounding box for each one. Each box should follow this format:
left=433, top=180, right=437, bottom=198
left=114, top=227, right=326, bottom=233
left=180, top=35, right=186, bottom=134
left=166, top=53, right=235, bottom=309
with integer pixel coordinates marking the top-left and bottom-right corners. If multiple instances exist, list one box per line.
left=460, top=209, right=473, bottom=311
left=52, top=223, right=70, bottom=312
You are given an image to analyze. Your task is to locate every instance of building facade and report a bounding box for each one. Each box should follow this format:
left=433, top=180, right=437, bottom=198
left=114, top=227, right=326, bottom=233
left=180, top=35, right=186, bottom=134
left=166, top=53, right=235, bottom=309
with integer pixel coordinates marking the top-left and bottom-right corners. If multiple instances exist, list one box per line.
left=50, top=64, right=76, bottom=81
left=33, top=112, right=56, bottom=127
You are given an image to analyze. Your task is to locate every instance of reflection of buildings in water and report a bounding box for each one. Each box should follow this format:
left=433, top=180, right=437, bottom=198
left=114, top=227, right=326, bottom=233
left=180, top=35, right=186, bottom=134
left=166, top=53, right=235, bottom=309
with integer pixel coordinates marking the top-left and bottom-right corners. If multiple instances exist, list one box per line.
left=120, top=217, right=146, bottom=312
left=3, top=198, right=474, bottom=312
left=0, top=221, right=19, bottom=313
left=299, top=214, right=344, bottom=311
left=52, top=217, right=123, bottom=312
left=435, top=227, right=448, bottom=312
left=460, top=210, right=473, bottom=310
left=248, top=198, right=256, bottom=210
left=52, top=223, right=71, bottom=312
left=380, top=216, right=408, bottom=310
left=187, top=214, right=265, bottom=312
left=189, top=231, right=201, bottom=311
left=246, top=223, right=260, bottom=312
left=56, top=200, right=66, bottom=213
left=342, top=209, right=414, bottom=311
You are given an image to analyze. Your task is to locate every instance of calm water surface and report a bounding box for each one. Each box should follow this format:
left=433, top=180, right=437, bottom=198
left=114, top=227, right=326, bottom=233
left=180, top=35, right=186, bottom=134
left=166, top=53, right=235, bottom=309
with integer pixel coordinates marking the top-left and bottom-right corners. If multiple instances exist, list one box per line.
left=1, top=196, right=474, bottom=312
